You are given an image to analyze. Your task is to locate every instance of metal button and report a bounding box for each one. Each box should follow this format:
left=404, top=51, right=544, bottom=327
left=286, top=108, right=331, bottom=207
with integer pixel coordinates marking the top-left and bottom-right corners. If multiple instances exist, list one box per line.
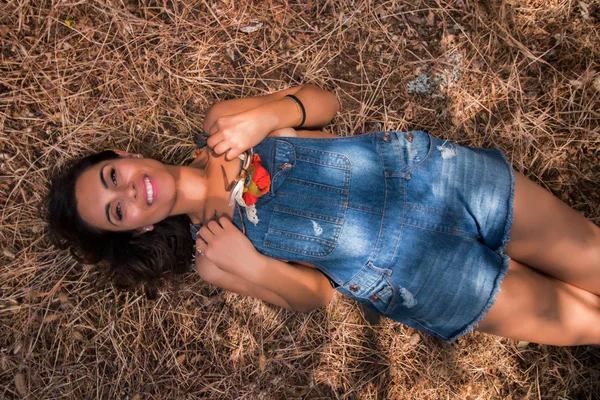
left=369, top=294, right=379, bottom=302
left=404, top=133, right=414, bottom=142
left=349, top=284, right=359, bottom=292
left=382, top=133, right=391, bottom=142
left=278, top=163, right=292, bottom=170
left=406, top=172, right=411, bottom=180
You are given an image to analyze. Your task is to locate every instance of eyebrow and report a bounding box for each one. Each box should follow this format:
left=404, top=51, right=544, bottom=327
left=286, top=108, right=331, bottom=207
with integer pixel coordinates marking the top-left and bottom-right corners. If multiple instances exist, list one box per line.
left=105, top=204, right=116, bottom=226
left=100, top=165, right=108, bottom=189
left=100, top=164, right=117, bottom=226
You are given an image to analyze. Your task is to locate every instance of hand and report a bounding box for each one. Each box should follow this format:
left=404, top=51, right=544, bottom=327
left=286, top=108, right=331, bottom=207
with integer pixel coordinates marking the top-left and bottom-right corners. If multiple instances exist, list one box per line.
left=196, top=217, right=262, bottom=275
left=206, top=108, right=274, bottom=161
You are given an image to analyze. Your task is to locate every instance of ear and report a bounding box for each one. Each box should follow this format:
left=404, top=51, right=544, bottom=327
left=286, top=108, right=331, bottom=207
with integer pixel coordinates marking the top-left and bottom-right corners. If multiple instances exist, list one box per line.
left=133, top=225, right=154, bottom=236
left=114, top=150, right=143, bottom=159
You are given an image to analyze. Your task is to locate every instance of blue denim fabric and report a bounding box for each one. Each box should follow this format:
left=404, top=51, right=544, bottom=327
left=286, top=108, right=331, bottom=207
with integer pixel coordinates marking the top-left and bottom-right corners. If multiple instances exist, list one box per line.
left=194, top=132, right=210, bottom=148
left=192, top=131, right=514, bottom=342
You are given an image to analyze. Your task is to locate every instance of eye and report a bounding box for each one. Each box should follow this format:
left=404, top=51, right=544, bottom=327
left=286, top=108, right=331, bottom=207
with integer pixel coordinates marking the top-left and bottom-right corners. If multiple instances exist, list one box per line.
left=115, top=203, right=123, bottom=221
left=110, top=168, right=117, bottom=186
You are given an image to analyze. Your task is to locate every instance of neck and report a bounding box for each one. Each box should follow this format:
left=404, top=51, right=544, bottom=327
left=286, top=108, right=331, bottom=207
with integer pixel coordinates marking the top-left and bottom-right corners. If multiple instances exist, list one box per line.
left=166, top=164, right=207, bottom=218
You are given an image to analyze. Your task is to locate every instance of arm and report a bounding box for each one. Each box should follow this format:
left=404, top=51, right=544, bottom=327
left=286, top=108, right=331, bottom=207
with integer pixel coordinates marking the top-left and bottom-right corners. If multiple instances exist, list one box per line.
left=196, top=218, right=335, bottom=312
left=204, top=85, right=340, bottom=160
left=196, top=257, right=293, bottom=309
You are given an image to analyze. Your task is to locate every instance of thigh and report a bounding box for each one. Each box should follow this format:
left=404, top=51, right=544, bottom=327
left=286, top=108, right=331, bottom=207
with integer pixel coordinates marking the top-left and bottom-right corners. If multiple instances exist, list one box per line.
left=476, top=260, right=600, bottom=345
left=505, top=171, right=600, bottom=294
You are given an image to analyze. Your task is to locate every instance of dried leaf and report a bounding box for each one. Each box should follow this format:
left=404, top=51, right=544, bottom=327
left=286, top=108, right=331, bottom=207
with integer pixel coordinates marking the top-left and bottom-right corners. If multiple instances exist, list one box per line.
left=409, top=332, right=421, bottom=346
left=176, top=354, right=186, bottom=366
left=579, top=1, right=590, bottom=19
left=392, top=365, right=406, bottom=378
left=71, top=330, right=85, bottom=341
left=226, top=47, right=235, bottom=61
left=404, top=106, right=416, bottom=120
left=42, top=313, right=59, bottom=323
left=517, top=340, right=529, bottom=350
left=240, top=22, right=263, bottom=33
left=191, top=355, right=202, bottom=364
left=58, top=292, right=69, bottom=304
left=14, top=373, right=26, bottom=396
left=441, top=34, right=456, bottom=47
left=593, top=76, right=600, bottom=93
left=569, top=79, right=583, bottom=89
left=49, top=112, right=63, bottom=122
left=82, top=264, right=95, bottom=272
left=258, top=354, right=267, bottom=372
left=426, top=10, right=435, bottom=26
left=3, top=249, right=15, bottom=259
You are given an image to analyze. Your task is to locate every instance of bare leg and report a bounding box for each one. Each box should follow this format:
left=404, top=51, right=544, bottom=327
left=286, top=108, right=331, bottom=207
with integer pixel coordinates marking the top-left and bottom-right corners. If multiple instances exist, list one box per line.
left=505, top=171, right=600, bottom=294
left=476, top=171, right=600, bottom=345
left=476, top=260, right=600, bottom=345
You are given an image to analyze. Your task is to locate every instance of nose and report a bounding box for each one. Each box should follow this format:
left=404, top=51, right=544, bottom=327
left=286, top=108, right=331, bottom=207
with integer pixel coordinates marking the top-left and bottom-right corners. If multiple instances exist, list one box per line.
left=123, top=181, right=137, bottom=201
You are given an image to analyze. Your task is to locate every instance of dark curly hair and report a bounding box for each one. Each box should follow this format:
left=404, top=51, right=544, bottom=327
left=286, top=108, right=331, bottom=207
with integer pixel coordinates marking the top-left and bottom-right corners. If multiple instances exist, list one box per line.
left=47, top=150, right=194, bottom=298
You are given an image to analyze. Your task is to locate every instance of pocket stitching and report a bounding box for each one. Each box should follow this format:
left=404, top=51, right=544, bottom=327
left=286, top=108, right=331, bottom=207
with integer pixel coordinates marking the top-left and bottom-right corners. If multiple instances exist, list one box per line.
left=264, top=240, right=335, bottom=257
left=273, top=205, right=343, bottom=224
left=285, top=177, right=349, bottom=194
left=270, top=140, right=297, bottom=195
left=267, top=228, right=338, bottom=246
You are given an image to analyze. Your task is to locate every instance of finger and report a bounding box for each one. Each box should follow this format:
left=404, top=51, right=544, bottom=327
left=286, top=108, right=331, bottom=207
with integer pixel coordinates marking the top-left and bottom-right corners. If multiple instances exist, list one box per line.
left=212, top=141, right=232, bottom=156
left=218, top=216, right=234, bottom=230
left=206, top=132, right=222, bottom=149
left=195, top=240, right=207, bottom=257
left=198, top=226, right=215, bottom=242
left=208, top=120, right=221, bottom=135
left=224, top=147, right=242, bottom=161
left=206, top=220, right=223, bottom=234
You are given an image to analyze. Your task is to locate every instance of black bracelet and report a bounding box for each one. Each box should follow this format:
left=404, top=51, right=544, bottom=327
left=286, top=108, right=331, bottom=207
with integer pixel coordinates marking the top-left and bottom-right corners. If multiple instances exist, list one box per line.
left=284, top=94, right=306, bottom=129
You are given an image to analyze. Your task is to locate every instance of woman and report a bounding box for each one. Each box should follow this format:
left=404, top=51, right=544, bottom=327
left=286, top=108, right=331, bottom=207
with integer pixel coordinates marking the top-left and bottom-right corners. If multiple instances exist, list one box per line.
left=49, top=85, right=600, bottom=345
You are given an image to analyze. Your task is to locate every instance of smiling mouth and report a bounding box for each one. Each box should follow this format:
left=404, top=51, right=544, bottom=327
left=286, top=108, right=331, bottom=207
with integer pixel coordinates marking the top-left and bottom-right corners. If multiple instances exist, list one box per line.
left=144, top=176, right=154, bottom=205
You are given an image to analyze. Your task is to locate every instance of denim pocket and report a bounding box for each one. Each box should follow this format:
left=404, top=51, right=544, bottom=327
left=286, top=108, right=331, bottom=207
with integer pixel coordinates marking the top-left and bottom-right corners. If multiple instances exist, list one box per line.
left=400, top=130, right=433, bottom=171
left=264, top=205, right=343, bottom=256
left=263, top=142, right=350, bottom=257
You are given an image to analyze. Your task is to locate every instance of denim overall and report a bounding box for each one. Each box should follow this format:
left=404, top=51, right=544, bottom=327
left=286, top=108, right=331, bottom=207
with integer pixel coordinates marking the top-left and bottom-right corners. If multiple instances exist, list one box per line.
left=194, top=131, right=514, bottom=341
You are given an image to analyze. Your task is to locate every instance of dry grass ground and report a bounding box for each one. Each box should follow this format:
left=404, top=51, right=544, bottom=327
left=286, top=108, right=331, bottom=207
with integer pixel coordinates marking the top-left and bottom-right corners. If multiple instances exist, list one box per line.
left=1, top=0, right=599, bottom=398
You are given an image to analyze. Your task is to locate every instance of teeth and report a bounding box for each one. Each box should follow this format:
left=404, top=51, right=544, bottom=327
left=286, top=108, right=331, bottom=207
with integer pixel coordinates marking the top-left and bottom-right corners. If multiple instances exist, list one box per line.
left=144, top=177, right=154, bottom=205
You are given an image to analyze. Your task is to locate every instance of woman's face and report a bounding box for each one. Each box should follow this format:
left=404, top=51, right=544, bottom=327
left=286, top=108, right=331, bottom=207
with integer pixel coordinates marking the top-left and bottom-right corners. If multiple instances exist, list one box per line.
left=75, top=157, right=177, bottom=232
